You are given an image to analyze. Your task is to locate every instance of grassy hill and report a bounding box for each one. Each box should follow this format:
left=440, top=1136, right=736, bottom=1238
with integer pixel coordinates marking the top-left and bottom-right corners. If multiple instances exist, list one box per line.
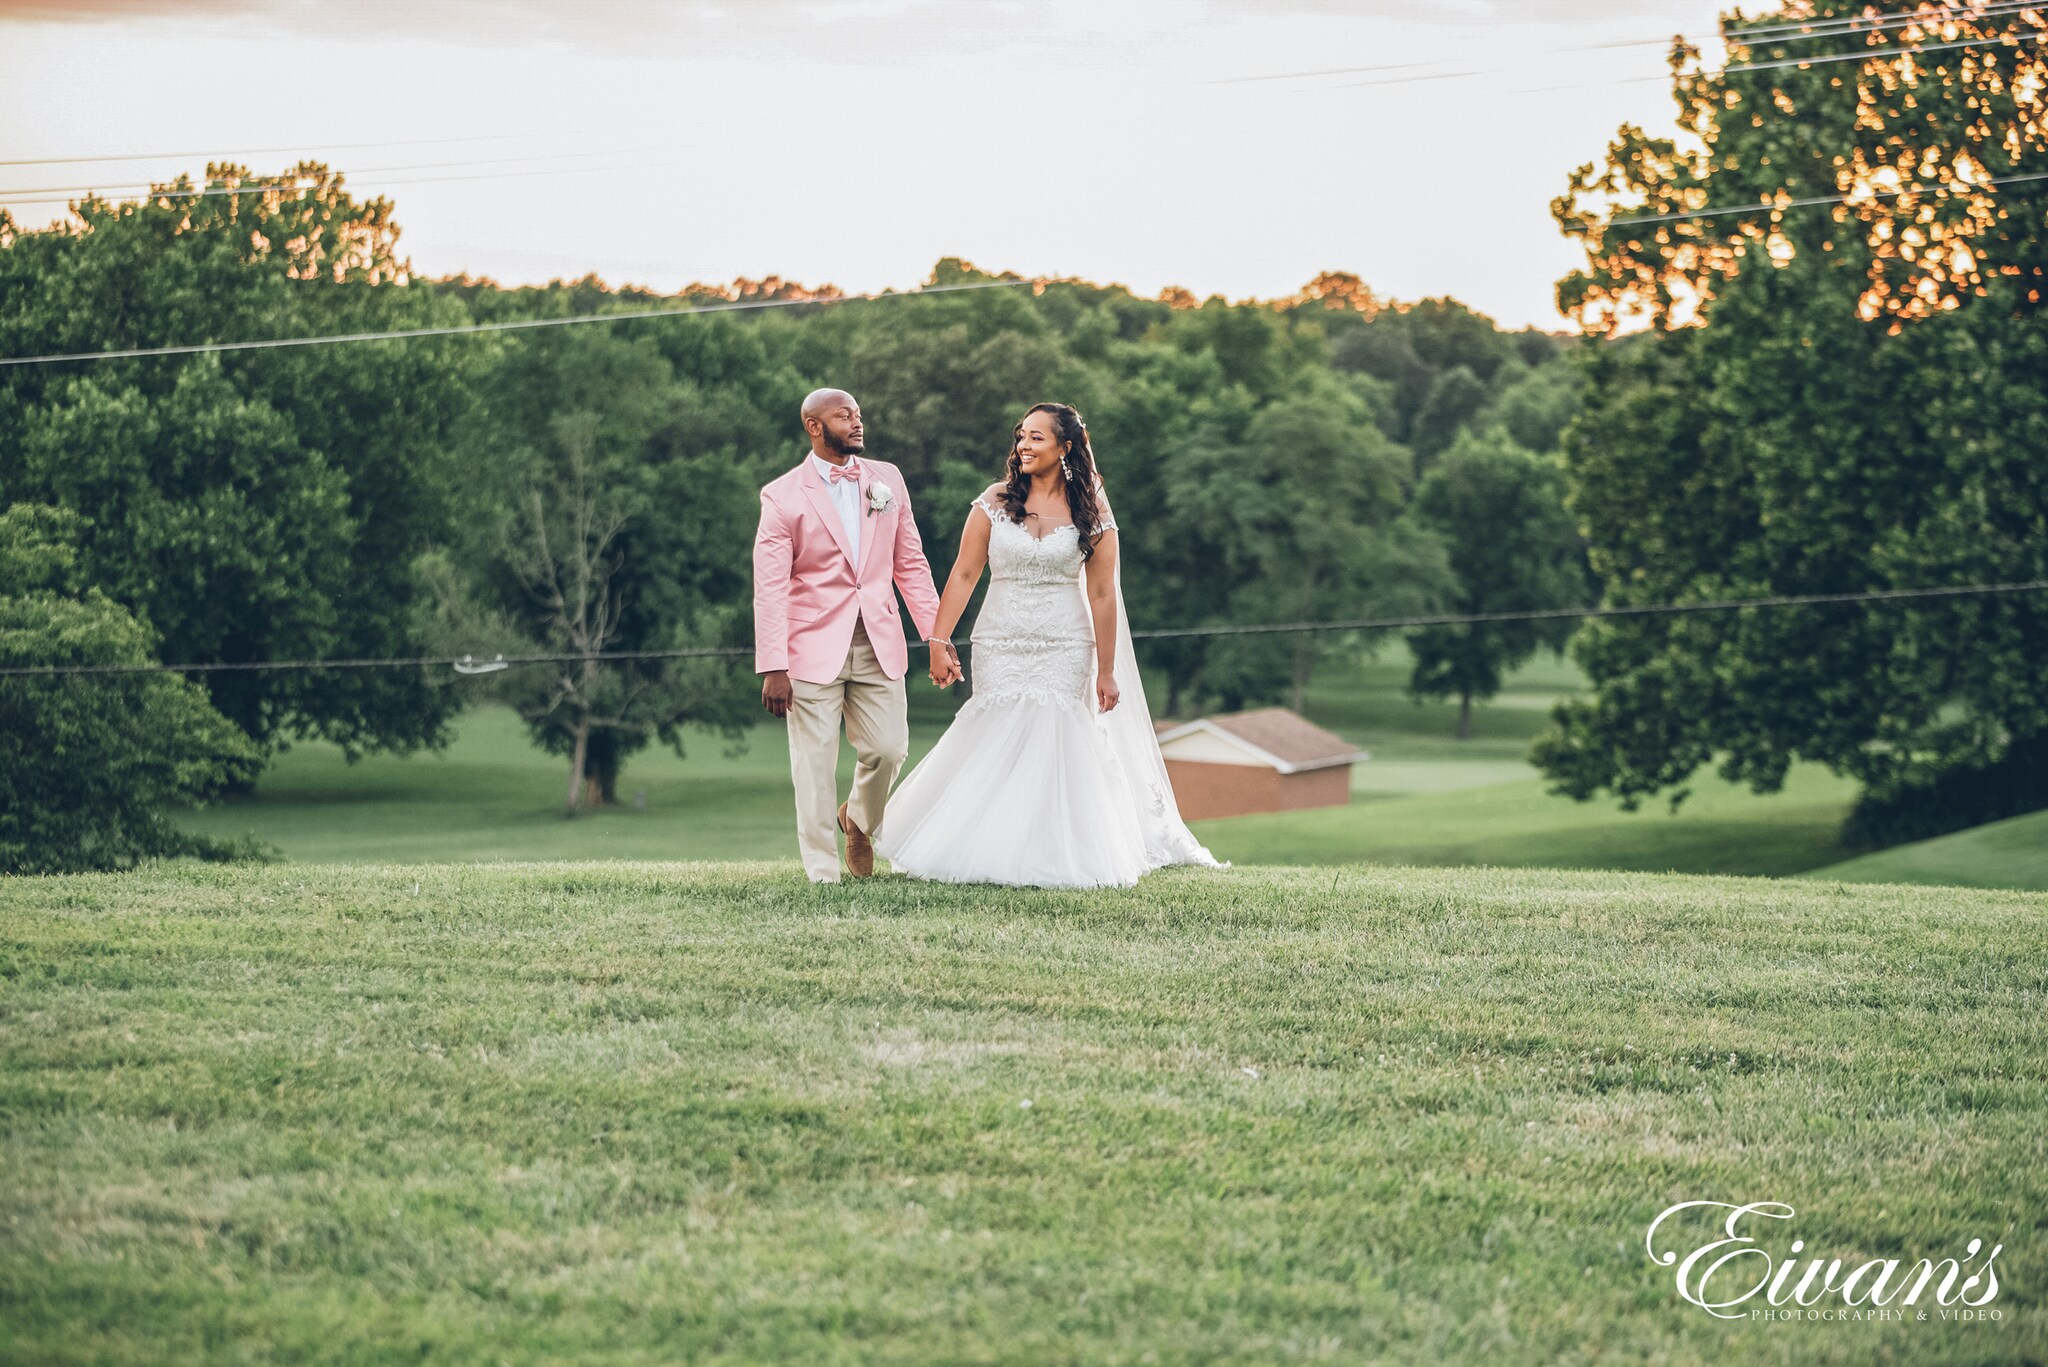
left=1192, top=764, right=1855, bottom=878
left=174, top=649, right=1864, bottom=878
left=3, top=861, right=2041, bottom=1364
left=1799, top=807, right=2048, bottom=892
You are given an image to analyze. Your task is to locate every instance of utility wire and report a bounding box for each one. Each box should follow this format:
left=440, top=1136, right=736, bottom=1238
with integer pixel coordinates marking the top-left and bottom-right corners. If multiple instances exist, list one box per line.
left=0, top=133, right=563, bottom=169
left=0, top=15, right=2027, bottom=252
left=1564, top=0, right=2031, bottom=50
left=37, top=27, right=2008, bottom=200
left=1722, top=0, right=2039, bottom=42
left=0, top=278, right=1034, bottom=369
left=0, top=152, right=633, bottom=201
left=1385, top=28, right=2042, bottom=93
left=1129, top=578, right=2048, bottom=639
left=7, top=161, right=2038, bottom=366
left=6, top=580, right=2043, bottom=679
left=3, top=166, right=2038, bottom=370
left=1654, top=27, right=2039, bottom=77
left=1265, top=22, right=2042, bottom=93
left=1207, top=1, right=2040, bottom=85
left=1584, top=0, right=2041, bottom=52
left=0, top=160, right=691, bottom=210
left=1589, top=167, right=2048, bottom=231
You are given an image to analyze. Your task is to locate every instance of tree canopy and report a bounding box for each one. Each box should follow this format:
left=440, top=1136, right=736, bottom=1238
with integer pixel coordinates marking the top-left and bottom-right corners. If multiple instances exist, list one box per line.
left=1537, top=2, right=2048, bottom=825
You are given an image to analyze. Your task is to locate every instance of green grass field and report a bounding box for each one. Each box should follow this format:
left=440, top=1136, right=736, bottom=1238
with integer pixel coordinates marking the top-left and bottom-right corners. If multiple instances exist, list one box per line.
left=2, top=861, right=2040, bottom=1364
left=1191, top=766, right=1856, bottom=878
left=177, top=649, right=1890, bottom=881
left=1797, top=808, right=2048, bottom=892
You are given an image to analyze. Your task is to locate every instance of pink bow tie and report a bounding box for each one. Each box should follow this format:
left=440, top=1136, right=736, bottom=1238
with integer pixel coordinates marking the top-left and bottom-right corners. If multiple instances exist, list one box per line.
left=824, top=460, right=861, bottom=484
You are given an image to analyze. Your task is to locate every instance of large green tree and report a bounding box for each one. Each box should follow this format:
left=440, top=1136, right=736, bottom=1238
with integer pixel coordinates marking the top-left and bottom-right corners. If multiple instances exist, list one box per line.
left=1406, top=430, right=1588, bottom=738
left=1, top=504, right=259, bottom=873
left=1536, top=3, right=2048, bottom=828
left=0, top=165, right=481, bottom=758
left=453, top=322, right=764, bottom=807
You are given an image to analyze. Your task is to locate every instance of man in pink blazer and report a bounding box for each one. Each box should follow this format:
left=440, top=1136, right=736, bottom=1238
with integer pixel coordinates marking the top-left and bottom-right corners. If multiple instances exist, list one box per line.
left=754, top=389, right=954, bottom=882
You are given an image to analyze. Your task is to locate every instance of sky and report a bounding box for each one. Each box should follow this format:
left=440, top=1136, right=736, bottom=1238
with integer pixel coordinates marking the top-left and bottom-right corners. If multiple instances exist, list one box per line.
left=0, top=0, right=1737, bottom=330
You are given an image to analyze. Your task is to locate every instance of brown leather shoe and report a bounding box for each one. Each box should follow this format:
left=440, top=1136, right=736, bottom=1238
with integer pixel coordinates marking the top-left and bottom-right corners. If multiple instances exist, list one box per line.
left=837, top=802, right=874, bottom=877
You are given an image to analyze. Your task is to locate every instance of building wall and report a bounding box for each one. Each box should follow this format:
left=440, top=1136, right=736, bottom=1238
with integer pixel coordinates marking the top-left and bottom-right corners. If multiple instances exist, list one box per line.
left=1164, top=760, right=1351, bottom=821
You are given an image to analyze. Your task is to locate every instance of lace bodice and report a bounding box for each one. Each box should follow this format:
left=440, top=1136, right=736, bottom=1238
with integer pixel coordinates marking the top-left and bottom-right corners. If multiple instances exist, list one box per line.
left=967, top=493, right=1115, bottom=705
left=969, top=495, right=1116, bottom=642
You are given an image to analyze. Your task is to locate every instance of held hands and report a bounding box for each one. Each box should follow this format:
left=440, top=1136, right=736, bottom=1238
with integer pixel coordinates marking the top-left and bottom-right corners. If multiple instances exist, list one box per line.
left=928, top=639, right=963, bottom=688
left=1096, top=669, right=1120, bottom=713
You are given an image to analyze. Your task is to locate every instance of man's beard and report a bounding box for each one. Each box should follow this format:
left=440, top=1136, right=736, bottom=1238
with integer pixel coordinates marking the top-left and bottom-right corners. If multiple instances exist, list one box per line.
left=824, top=430, right=864, bottom=456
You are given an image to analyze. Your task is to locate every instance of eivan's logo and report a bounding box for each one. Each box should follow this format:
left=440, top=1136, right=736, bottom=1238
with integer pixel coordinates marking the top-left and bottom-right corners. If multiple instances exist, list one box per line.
left=1646, top=1201, right=2003, bottom=1321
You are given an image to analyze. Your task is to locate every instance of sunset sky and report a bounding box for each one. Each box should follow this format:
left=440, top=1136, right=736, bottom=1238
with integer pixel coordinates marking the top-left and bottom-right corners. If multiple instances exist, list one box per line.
left=0, top=0, right=1735, bottom=330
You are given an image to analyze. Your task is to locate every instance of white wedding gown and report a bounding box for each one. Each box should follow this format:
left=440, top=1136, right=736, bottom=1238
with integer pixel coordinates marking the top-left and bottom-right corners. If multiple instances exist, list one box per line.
left=875, top=492, right=1226, bottom=888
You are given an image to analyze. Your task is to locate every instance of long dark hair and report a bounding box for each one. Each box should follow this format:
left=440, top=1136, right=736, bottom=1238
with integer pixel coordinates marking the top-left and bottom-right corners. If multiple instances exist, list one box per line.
left=998, top=402, right=1109, bottom=560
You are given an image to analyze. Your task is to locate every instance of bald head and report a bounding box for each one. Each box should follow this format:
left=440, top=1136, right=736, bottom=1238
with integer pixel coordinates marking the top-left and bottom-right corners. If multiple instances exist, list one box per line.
left=801, top=388, right=865, bottom=459
left=801, top=388, right=856, bottom=424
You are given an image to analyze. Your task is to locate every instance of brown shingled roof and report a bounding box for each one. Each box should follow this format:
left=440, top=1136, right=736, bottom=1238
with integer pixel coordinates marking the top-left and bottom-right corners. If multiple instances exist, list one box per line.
left=1155, top=707, right=1369, bottom=773
left=1205, top=708, right=1362, bottom=765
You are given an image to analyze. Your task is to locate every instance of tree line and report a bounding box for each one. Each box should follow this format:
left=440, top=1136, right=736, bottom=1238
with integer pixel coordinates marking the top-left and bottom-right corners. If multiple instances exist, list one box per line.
left=0, top=173, right=1587, bottom=871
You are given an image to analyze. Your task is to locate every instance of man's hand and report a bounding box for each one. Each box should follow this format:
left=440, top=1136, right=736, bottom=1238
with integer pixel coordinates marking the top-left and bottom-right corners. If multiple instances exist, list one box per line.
left=928, top=640, right=962, bottom=688
left=761, top=669, right=793, bottom=719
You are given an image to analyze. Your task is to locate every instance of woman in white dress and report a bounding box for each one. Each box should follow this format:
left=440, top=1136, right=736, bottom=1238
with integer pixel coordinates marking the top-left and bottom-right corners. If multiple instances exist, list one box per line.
left=875, top=403, right=1226, bottom=888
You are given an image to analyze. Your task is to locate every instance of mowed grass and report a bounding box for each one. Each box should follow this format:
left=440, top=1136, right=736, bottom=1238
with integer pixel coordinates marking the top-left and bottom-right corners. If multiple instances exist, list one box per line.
left=1801, top=809, right=2048, bottom=892
left=1191, top=766, right=1858, bottom=878
left=178, top=706, right=811, bottom=864
left=173, top=681, right=981, bottom=865
left=175, top=648, right=1868, bottom=878
left=2, top=861, right=2043, bottom=1364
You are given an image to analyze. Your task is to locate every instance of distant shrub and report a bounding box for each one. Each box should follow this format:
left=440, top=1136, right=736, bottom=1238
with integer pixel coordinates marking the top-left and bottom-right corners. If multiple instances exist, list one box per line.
left=1, top=504, right=264, bottom=874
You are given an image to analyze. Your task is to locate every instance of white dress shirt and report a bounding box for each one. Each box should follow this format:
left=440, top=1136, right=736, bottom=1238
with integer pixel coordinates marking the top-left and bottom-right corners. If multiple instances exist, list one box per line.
left=809, top=452, right=861, bottom=564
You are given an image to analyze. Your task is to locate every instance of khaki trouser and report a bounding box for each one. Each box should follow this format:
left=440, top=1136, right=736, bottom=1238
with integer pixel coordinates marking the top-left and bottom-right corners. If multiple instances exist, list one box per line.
left=785, top=620, right=908, bottom=883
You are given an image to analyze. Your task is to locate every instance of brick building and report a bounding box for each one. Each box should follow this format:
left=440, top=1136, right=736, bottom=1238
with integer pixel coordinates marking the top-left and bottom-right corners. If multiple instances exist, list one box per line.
left=1154, top=708, right=1369, bottom=821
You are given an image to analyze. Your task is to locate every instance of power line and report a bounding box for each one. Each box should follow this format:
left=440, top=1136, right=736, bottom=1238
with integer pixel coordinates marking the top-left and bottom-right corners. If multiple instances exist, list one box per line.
left=1129, top=579, right=2048, bottom=640
left=0, top=152, right=630, bottom=201
left=7, top=580, right=2044, bottom=679
left=0, top=12, right=2025, bottom=219
left=1207, top=1, right=2040, bottom=87
left=1654, top=0, right=2036, bottom=48
left=1288, top=21, right=2042, bottom=94
left=1398, top=28, right=2042, bottom=94
left=0, top=646, right=753, bottom=679
left=1591, top=167, right=2048, bottom=231
left=0, top=4, right=2029, bottom=188
left=0, top=278, right=1035, bottom=369
left=0, top=159, right=691, bottom=210
left=0, top=133, right=564, bottom=170
left=2, top=160, right=2036, bottom=368
left=1674, top=27, right=2040, bottom=77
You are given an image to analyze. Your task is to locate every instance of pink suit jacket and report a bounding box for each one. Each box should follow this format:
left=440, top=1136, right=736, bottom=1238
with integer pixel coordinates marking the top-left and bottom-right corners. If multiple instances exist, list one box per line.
left=753, top=455, right=942, bottom=684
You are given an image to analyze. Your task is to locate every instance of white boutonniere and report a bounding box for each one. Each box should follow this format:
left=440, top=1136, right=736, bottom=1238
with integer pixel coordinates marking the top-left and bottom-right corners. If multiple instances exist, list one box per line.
left=865, top=482, right=893, bottom=517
